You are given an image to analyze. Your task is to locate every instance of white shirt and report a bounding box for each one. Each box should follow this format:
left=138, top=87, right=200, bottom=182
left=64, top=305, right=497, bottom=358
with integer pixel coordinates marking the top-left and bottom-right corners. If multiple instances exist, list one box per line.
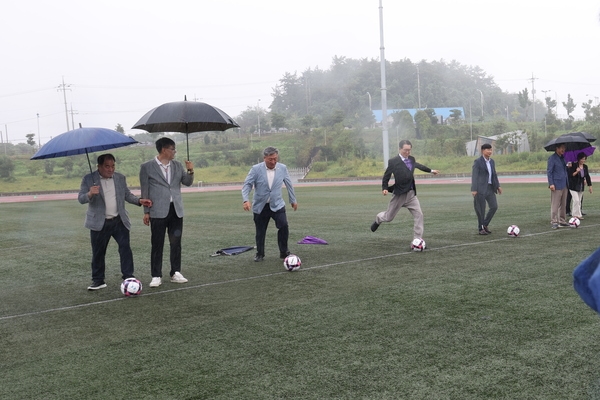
left=266, top=166, right=276, bottom=203
left=484, top=157, right=492, bottom=184
left=100, top=177, right=118, bottom=218
left=155, top=156, right=173, bottom=202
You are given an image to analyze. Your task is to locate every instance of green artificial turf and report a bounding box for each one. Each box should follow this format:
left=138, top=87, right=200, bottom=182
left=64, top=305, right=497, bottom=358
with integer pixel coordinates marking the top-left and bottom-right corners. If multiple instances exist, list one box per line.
left=1, top=183, right=600, bottom=399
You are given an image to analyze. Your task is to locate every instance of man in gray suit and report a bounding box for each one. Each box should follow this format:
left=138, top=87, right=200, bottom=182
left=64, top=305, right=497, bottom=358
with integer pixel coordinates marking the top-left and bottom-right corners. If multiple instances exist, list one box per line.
left=140, top=137, right=194, bottom=287
left=78, top=153, right=152, bottom=290
left=242, top=146, right=298, bottom=262
left=471, top=143, right=502, bottom=235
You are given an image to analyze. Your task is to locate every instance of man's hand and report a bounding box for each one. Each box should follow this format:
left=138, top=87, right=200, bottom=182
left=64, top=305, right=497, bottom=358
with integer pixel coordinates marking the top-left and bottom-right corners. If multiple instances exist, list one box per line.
left=143, top=213, right=150, bottom=226
left=497, top=187, right=503, bottom=195
left=549, top=185, right=556, bottom=191
left=185, top=160, right=194, bottom=171
left=88, top=185, right=100, bottom=198
left=140, top=199, right=152, bottom=207
left=243, top=201, right=251, bottom=211
left=431, top=170, right=440, bottom=175
left=471, top=191, right=477, bottom=197
left=382, top=190, right=388, bottom=196
left=291, top=203, right=298, bottom=211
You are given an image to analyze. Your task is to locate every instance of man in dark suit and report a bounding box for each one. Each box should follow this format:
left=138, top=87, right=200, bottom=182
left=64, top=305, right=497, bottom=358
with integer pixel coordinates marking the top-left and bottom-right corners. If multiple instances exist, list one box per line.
left=371, top=140, right=439, bottom=245
left=140, top=137, right=194, bottom=287
left=471, top=143, right=502, bottom=235
left=78, top=153, right=152, bottom=290
left=242, top=146, right=298, bottom=262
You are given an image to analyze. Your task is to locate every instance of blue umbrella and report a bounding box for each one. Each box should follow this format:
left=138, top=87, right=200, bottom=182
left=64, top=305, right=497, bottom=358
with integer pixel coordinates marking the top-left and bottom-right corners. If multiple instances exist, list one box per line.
left=31, top=127, right=138, bottom=178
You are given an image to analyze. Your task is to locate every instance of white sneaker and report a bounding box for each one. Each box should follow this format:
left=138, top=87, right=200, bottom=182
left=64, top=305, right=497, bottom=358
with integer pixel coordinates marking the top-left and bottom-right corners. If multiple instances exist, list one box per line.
left=149, top=277, right=162, bottom=287
left=170, top=272, right=188, bottom=284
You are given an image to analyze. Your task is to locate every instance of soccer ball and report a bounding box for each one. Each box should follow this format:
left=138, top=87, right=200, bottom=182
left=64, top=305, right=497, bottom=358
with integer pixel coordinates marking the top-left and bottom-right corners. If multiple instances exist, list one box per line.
left=507, top=225, right=520, bottom=237
left=569, top=217, right=581, bottom=228
left=411, top=238, right=426, bottom=252
left=121, top=278, right=143, bottom=296
left=283, top=254, right=301, bottom=271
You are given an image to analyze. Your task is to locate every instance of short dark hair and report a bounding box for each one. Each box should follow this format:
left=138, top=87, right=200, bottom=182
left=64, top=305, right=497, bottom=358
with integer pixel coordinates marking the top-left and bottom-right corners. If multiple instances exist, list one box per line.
left=156, top=137, right=175, bottom=153
left=577, top=152, right=587, bottom=161
left=399, top=140, right=412, bottom=148
left=97, top=153, right=115, bottom=165
left=263, top=146, right=279, bottom=157
left=481, top=143, right=492, bottom=150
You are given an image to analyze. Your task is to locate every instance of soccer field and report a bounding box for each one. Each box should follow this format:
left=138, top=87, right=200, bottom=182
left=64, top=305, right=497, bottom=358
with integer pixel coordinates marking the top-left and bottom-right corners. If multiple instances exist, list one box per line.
left=1, top=183, right=600, bottom=399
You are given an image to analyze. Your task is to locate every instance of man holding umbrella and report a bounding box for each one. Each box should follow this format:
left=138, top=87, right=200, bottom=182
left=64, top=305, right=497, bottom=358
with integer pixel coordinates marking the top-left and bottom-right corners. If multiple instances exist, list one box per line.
left=140, top=137, right=194, bottom=287
left=547, top=143, right=570, bottom=229
left=78, top=153, right=152, bottom=290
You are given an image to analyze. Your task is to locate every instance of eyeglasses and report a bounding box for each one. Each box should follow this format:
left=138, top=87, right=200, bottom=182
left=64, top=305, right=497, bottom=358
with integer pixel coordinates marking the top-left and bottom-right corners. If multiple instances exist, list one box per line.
left=165, top=147, right=176, bottom=152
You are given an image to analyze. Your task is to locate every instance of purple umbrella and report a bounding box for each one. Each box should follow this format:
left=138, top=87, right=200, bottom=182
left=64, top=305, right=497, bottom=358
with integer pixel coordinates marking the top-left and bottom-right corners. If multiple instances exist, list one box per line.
left=564, top=146, right=595, bottom=163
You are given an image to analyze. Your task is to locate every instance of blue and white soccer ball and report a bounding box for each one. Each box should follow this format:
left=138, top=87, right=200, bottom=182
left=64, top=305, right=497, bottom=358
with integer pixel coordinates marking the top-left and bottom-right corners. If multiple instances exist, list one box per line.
left=569, top=217, right=581, bottom=228
left=284, top=254, right=301, bottom=271
left=411, top=238, right=426, bottom=252
left=507, top=225, right=520, bottom=237
left=121, top=278, right=143, bottom=296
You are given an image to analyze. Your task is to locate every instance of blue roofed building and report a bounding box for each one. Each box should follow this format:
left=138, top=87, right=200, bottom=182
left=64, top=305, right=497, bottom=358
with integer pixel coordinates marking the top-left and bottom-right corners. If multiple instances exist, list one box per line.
left=372, top=107, right=466, bottom=125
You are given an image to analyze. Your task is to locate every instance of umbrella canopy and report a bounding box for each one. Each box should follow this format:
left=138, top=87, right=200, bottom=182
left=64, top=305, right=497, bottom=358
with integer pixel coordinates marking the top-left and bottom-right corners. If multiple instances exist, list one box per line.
left=31, top=127, right=138, bottom=177
left=567, top=131, right=596, bottom=143
left=543, top=134, right=592, bottom=152
left=564, top=146, right=596, bottom=164
left=132, top=97, right=240, bottom=160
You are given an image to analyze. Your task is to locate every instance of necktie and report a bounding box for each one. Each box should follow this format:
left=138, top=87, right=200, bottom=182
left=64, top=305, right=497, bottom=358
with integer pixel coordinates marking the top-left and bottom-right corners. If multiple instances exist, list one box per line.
left=404, top=158, right=412, bottom=170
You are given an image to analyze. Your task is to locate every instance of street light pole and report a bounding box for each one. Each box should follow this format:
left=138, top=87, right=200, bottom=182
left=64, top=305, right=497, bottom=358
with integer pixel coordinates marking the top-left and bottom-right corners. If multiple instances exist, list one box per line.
left=257, top=99, right=261, bottom=137
left=378, top=0, right=389, bottom=167
left=476, top=89, right=483, bottom=120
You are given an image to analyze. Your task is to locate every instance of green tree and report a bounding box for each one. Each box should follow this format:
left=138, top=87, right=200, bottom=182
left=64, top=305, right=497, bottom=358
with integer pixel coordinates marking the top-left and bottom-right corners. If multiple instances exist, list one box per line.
left=562, top=94, right=576, bottom=120
left=25, top=133, right=36, bottom=147
left=0, top=155, right=15, bottom=178
left=414, top=110, right=431, bottom=139
left=115, top=124, right=125, bottom=133
left=44, top=159, right=55, bottom=175
left=518, top=88, right=532, bottom=120
left=270, top=112, right=286, bottom=131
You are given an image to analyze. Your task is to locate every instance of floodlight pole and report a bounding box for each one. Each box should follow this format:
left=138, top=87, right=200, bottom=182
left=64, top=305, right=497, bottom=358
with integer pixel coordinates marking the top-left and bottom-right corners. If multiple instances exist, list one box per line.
left=379, top=0, right=389, bottom=167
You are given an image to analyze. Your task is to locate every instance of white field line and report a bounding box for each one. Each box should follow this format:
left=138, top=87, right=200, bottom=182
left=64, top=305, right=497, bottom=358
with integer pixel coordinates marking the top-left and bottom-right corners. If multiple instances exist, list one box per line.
left=1, top=224, right=596, bottom=322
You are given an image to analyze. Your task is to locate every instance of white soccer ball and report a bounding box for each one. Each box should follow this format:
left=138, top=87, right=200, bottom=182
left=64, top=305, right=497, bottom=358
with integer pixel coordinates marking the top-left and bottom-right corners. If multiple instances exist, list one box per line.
left=569, top=217, right=581, bottom=228
left=283, top=254, right=301, bottom=271
left=121, top=278, right=143, bottom=296
left=411, top=238, right=426, bottom=252
left=507, top=225, right=520, bottom=237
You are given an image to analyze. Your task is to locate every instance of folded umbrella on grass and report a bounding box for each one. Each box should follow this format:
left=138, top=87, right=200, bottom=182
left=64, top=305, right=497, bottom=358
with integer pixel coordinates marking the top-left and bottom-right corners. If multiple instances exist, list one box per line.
left=210, top=246, right=255, bottom=257
left=297, top=236, right=328, bottom=245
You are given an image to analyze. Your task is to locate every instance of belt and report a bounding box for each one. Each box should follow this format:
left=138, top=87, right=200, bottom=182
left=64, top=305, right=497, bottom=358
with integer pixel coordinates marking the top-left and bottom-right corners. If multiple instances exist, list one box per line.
left=105, top=215, right=120, bottom=221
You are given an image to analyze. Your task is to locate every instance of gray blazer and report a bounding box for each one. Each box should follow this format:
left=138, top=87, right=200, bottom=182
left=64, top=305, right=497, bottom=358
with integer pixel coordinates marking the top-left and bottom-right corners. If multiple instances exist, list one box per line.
left=242, top=161, right=297, bottom=214
left=78, top=171, right=141, bottom=231
left=139, top=158, right=194, bottom=218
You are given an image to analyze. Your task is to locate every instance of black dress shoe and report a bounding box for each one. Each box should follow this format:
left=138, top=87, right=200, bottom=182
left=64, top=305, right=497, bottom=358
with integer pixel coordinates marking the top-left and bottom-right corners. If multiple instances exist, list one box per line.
left=280, top=251, right=291, bottom=259
left=483, top=226, right=491, bottom=234
left=370, top=221, right=380, bottom=232
left=479, top=229, right=489, bottom=235
left=254, top=255, right=264, bottom=262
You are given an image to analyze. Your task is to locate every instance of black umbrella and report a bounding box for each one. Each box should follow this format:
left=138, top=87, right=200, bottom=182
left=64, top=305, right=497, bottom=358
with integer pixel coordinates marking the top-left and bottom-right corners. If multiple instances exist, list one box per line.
left=132, top=96, right=240, bottom=160
left=544, top=135, right=592, bottom=152
left=566, top=131, right=596, bottom=143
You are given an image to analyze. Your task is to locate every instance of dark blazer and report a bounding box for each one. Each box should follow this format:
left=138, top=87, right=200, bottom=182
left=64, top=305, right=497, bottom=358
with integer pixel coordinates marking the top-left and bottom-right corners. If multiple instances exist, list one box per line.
left=381, top=155, right=432, bottom=196
left=568, top=163, right=592, bottom=192
left=78, top=171, right=141, bottom=231
left=470, top=156, right=500, bottom=194
left=139, top=158, right=194, bottom=219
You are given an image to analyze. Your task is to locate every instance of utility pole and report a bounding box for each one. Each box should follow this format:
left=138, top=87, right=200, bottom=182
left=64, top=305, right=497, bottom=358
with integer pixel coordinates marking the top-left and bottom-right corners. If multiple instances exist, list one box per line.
left=528, top=73, right=538, bottom=123
left=69, top=104, right=78, bottom=131
left=57, top=77, right=71, bottom=131
left=379, top=0, right=389, bottom=167
left=37, top=113, right=41, bottom=148
left=257, top=99, right=261, bottom=137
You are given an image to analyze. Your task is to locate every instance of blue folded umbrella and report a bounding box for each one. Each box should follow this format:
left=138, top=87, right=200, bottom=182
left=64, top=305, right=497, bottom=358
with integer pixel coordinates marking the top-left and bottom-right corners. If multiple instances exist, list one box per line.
left=573, top=246, right=600, bottom=313
left=210, top=246, right=255, bottom=257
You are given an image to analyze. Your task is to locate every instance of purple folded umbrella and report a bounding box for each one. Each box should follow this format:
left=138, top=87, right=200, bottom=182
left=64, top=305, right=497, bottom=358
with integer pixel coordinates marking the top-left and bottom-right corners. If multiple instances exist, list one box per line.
left=297, top=236, right=328, bottom=245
